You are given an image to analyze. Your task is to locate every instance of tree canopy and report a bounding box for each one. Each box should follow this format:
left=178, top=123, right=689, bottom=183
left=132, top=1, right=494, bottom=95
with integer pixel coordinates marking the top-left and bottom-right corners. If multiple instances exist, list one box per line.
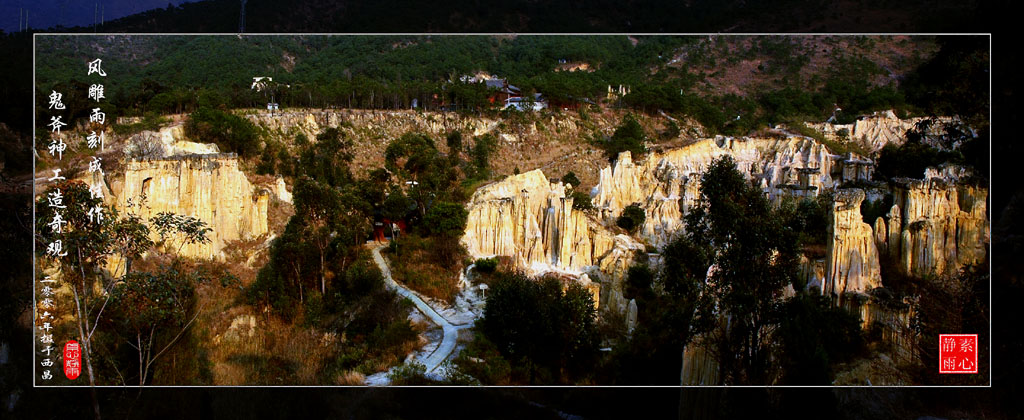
left=478, top=271, right=599, bottom=384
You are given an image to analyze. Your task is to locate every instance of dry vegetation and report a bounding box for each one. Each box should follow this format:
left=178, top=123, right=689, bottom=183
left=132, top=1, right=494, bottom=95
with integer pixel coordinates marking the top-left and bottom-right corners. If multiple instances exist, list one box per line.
left=246, top=107, right=695, bottom=193
left=669, top=35, right=937, bottom=98
left=383, top=234, right=463, bottom=304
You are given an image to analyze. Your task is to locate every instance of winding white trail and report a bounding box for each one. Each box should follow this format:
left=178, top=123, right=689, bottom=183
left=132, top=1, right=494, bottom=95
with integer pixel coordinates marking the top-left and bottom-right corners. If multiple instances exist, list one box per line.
left=368, top=243, right=472, bottom=384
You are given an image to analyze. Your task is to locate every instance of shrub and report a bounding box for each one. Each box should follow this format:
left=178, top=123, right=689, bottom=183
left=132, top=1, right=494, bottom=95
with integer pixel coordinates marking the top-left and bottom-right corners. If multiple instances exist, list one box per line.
left=475, top=258, right=498, bottom=273
left=388, top=360, right=435, bottom=385
left=423, top=202, right=469, bottom=238
left=449, top=332, right=512, bottom=385
left=660, top=119, right=681, bottom=140
left=184, top=107, right=261, bottom=157
left=570, top=191, right=594, bottom=212
left=616, top=204, right=646, bottom=233
left=561, top=171, right=581, bottom=188
left=600, top=114, right=647, bottom=162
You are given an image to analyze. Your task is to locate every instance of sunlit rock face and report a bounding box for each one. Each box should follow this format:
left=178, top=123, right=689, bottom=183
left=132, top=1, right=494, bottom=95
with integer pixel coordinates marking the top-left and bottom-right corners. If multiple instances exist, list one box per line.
left=824, top=189, right=883, bottom=296
left=880, top=173, right=988, bottom=277
left=114, top=154, right=269, bottom=259
left=593, top=136, right=837, bottom=247
left=461, top=169, right=643, bottom=311
left=809, top=110, right=957, bottom=152
left=244, top=110, right=502, bottom=143
left=123, top=124, right=221, bottom=158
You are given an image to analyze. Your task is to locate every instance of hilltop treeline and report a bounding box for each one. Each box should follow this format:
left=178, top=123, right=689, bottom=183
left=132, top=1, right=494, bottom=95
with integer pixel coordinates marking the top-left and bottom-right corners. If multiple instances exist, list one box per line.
left=32, top=35, right=987, bottom=139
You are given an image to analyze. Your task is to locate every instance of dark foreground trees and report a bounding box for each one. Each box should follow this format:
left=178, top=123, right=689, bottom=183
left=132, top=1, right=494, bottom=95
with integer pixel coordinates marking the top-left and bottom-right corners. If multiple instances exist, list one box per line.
left=679, top=155, right=800, bottom=384
left=471, top=271, right=599, bottom=384
left=605, top=156, right=864, bottom=384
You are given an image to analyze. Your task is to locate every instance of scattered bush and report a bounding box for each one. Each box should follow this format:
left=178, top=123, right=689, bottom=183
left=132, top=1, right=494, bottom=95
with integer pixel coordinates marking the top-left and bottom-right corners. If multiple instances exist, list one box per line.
left=598, top=114, right=648, bottom=162
left=388, top=360, right=437, bottom=385
left=616, top=203, right=646, bottom=233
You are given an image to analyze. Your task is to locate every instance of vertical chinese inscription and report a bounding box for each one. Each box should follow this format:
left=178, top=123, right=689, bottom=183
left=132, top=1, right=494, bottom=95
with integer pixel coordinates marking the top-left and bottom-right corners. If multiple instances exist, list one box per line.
left=36, top=55, right=109, bottom=384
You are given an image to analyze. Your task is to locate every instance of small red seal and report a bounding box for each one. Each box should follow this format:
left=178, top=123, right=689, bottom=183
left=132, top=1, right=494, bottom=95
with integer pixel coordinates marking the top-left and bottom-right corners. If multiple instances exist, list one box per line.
left=939, top=334, right=978, bottom=374
left=63, top=340, right=81, bottom=380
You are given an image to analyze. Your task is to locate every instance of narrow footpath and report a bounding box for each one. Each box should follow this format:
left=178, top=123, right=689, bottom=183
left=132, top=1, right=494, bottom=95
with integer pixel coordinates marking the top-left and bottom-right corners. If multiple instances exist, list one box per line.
left=368, top=243, right=472, bottom=383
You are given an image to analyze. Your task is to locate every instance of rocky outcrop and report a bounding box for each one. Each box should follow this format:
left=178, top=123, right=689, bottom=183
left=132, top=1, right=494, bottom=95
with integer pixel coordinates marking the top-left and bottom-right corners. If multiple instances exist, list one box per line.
left=593, top=136, right=837, bottom=247
left=461, top=169, right=643, bottom=311
left=809, top=110, right=957, bottom=152
left=123, top=124, right=220, bottom=158
left=244, top=109, right=502, bottom=146
left=272, top=176, right=292, bottom=204
left=842, top=296, right=918, bottom=366
left=824, top=189, right=883, bottom=296
left=880, top=175, right=988, bottom=277
left=112, top=154, right=269, bottom=259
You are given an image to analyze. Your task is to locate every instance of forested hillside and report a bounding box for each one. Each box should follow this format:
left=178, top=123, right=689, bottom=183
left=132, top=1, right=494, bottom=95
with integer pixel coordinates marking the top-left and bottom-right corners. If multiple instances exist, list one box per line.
left=33, top=34, right=986, bottom=141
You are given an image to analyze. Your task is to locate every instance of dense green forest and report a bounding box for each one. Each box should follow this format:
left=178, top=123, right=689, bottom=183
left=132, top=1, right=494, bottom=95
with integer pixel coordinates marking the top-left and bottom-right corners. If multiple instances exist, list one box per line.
left=31, top=35, right=988, bottom=141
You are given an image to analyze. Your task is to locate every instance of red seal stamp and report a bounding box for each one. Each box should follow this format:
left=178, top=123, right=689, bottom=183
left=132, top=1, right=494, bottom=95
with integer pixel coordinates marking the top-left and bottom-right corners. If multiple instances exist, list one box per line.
left=939, top=334, right=977, bottom=374
left=63, top=340, right=81, bottom=380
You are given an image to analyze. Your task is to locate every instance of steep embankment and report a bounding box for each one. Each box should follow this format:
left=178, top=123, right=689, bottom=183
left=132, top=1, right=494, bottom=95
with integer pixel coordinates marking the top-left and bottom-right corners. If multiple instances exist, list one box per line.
left=112, top=154, right=270, bottom=259
left=464, top=125, right=988, bottom=314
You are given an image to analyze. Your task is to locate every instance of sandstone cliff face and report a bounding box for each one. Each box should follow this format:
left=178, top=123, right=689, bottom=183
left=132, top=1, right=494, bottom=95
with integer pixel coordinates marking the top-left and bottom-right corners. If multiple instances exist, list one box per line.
left=824, top=189, right=883, bottom=296
left=113, top=154, right=269, bottom=259
left=593, top=136, right=836, bottom=247
left=809, top=110, right=956, bottom=152
left=461, top=169, right=643, bottom=311
left=880, top=175, right=988, bottom=277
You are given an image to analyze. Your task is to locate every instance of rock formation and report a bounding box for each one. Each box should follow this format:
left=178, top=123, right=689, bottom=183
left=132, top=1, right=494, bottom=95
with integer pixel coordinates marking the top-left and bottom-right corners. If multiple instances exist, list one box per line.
left=593, top=136, right=838, bottom=247
left=799, top=255, right=826, bottom=291
left=111, top=154, right=269, bottom=259
left=680, top=341, right=720, bottom=385
left=809, top=110, right=957, bottom=152
left=626, top=299, right=638, bottom=334
left=880, top=174, right=988, bottom=277
left=461, top=169, right=643, bottom=311
left=124, top=124, right=220, bottom=158
left=824, top=189, right=883, bottom=296
left=272, top=176, right=292, bottom=204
